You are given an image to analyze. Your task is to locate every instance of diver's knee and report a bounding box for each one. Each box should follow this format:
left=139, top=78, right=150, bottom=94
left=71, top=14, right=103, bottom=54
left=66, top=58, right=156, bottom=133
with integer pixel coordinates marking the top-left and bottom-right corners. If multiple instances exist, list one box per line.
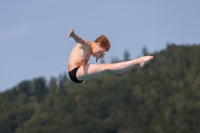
left=102, top=64, right=112, bottom=74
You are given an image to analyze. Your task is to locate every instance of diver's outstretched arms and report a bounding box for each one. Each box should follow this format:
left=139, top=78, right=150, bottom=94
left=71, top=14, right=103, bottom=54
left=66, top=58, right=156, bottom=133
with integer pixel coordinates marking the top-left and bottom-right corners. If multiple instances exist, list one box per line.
left=76, top=56, right=153, bottom=81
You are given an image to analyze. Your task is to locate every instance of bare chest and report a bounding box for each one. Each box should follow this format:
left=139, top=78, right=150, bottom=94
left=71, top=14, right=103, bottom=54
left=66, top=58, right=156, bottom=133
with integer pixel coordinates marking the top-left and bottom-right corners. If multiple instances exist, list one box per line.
left=68, top=44, right=92, bottom=70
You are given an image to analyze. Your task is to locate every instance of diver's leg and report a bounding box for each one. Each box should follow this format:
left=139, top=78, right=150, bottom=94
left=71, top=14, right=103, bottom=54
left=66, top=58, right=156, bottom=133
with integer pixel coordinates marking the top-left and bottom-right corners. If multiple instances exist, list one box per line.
left=76, top=56, right=153, bottom=81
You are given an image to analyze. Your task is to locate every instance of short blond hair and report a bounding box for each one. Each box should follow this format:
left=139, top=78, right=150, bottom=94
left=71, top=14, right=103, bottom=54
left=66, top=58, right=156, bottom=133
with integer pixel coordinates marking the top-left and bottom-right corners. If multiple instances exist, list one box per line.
left=94, top=35, right=110, bottom=51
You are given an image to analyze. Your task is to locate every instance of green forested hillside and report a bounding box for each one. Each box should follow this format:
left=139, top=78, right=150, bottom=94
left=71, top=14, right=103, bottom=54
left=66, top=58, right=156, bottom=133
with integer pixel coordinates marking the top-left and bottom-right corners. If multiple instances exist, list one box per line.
left=1, top=44, right=200, bottom=133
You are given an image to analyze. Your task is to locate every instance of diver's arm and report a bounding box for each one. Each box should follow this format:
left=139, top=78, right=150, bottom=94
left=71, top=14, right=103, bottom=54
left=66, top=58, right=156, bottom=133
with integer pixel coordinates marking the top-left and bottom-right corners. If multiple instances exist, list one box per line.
left=66, top=28, right=90, bottom=46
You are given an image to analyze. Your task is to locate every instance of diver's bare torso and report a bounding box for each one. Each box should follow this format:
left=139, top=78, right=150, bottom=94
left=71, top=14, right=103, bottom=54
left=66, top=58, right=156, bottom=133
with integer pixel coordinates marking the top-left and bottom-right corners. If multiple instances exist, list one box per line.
left=68, top=43, right=92, bottom=72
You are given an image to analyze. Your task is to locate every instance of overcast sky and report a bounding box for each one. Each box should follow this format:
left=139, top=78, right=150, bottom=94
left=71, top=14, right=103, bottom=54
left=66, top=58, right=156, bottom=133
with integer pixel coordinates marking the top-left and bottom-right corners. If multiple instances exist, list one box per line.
left=1, top=0, right=200, bottom=92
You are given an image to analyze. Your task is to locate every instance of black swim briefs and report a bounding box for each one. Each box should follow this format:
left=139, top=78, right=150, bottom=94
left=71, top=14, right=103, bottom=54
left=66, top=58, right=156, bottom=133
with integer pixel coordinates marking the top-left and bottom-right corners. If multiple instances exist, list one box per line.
left=68, top=67, right=83, bottom=83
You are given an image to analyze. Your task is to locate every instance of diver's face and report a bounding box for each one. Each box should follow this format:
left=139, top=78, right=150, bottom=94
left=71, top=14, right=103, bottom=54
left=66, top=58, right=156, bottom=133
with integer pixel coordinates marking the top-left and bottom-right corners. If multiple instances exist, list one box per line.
left=92, top=43, right=106, bottom=58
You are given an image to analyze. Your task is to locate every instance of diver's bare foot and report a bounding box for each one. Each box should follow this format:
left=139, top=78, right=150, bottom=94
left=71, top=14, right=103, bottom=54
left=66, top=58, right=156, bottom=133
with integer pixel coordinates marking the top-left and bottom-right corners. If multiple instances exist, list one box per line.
left=139, top=56, right=153, bottom=68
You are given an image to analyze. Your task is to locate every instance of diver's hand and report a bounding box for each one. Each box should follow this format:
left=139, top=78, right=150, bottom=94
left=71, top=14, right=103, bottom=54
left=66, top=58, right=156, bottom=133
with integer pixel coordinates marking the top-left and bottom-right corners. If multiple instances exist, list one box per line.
left=66, top=28, right=75, bottom=38
left=96, top=54, right=105, bottom=62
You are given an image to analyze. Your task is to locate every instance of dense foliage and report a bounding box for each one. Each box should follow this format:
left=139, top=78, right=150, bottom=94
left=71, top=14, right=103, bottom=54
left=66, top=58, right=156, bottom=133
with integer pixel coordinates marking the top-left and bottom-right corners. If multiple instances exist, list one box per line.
left=1, top=44, right=200, bottom=133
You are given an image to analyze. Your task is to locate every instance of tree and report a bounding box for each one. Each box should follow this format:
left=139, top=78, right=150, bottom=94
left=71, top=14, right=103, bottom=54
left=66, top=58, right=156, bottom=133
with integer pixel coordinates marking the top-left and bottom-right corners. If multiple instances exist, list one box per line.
left=123, top=50, right=130, bottom=61
left=142, top=46, right=148, bottom=56
left=111, top=56, right=119, bottom=63
left=48, top=77, right=57, bottom=92
left=33, top=77, right=48, bottom=102
left=18, top=81, right=32, bottom=96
